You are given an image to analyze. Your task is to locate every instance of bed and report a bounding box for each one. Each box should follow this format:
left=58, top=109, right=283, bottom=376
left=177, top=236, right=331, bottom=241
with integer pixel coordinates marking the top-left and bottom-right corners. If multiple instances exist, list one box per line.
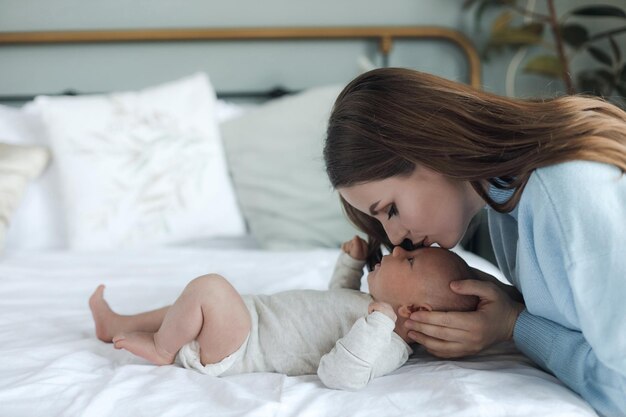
left=0, top=26, right=598, bottom=416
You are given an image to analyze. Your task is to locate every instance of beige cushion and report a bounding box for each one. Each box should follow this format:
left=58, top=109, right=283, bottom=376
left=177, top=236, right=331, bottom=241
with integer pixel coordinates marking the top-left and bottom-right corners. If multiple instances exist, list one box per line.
left=0, top=142, right=50, bottom=250
left=221, top=85, right=358, bottom=249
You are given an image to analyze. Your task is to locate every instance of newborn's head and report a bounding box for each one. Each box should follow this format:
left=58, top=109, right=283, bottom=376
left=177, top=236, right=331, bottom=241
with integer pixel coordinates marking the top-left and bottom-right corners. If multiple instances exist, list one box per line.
left=367, top=246, right=478, bottom=313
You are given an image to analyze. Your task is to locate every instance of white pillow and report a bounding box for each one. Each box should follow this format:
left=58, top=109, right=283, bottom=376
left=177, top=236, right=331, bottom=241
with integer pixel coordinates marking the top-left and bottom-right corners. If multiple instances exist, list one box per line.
left=215, top=99, right=249, bottom=123
left=0, top=142, right=50, bottom=251
left=0, top=104, right=66, bottom=250
left=36, top=73, right=246, bottom=250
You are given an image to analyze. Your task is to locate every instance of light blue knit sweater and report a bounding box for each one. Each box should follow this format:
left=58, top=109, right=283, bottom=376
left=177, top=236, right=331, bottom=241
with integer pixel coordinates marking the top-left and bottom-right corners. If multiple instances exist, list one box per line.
left=487, top=161, right=626, bottom=417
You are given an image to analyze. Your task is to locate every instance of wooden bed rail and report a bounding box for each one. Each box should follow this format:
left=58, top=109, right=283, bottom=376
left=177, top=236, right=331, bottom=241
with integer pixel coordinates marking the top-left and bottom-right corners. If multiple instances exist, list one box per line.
left=0, top=26, right=481, bottom=88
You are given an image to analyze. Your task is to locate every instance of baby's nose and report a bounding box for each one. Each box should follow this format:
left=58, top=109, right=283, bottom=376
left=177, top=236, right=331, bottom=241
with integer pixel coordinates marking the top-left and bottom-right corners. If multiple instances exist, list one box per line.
left=392, top=246, right=406, bottom=257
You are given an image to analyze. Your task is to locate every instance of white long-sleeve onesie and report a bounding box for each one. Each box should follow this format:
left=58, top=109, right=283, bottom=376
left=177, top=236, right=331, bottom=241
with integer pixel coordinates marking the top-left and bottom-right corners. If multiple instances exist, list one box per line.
left=176, top=252, right=413, bottom=390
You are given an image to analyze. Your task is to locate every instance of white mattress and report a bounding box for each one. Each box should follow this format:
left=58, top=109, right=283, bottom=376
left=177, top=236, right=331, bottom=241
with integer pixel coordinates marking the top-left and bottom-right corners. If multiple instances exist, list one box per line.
left=0, top=246, right=597, bottom=416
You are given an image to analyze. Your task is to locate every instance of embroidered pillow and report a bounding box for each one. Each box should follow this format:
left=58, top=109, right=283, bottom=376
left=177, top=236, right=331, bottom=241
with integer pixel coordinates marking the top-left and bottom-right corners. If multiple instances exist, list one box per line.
left=36, top=73, right=245, bottom=250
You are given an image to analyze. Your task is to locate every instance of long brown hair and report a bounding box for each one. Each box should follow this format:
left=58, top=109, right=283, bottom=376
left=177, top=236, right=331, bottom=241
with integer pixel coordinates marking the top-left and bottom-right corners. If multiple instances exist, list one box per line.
left=324, top=67, right=626, bottom=264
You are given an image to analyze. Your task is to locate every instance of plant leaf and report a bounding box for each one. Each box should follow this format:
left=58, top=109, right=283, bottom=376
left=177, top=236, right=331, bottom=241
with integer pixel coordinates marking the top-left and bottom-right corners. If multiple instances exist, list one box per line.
left=595, top=69, right=616, bottom=85
left=523, top=55, right=563, bottom=78
left=609, top=36, right=622, bottom=63
left=469, top=0, right=519, bottom=32
left=588, top=46, right=613, bottom=66
left=577, top=69, right=614, bottom=97
left=523, top=22, right=545, bottom=36
left=492, top=10, right=514, bottom=32
left=570, top=5, right=626, bottom=19
left=560, top=24, right=589, bottom=48
left=462, top=0, right=480, bottom=10
left=490, top=23, right=545, bottom=46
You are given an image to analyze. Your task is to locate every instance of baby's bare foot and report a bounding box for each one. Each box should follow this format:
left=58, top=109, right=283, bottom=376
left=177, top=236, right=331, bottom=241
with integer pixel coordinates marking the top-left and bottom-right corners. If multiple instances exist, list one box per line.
left=89, top=285, right=120, bottom=343
left=113, top=332, right=175, bottom=365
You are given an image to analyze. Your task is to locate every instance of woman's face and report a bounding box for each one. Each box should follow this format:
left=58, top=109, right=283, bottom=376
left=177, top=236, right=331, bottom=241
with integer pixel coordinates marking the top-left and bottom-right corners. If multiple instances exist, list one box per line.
left=339, top=166, right=485, bottom=249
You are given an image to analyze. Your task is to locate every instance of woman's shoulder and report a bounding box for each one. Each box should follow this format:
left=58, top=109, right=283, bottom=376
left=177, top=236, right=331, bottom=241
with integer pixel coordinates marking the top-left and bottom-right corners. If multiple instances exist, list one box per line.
left=534, top=160, right=621, bottom=181
left=518, top=161, right=625, bottom=254
left=527, top=160, right=624, bottom=199
left=520, top=160, right=626, bottom=224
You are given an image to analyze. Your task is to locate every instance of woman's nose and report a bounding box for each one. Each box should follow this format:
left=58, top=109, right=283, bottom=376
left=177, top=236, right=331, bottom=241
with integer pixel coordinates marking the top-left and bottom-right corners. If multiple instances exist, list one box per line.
left=384, top=222, right=408, bottom=246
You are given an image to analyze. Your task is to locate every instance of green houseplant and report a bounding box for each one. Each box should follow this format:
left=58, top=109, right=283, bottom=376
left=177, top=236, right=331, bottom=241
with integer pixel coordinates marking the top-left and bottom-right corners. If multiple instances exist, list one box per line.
left=464, top=0, right=626, bottom=106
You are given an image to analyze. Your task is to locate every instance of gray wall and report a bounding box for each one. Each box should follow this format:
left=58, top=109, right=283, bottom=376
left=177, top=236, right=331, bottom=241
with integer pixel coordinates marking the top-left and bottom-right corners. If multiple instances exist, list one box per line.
left=1, top=0, right=625, bottom=101
left=0, top=0, right=471, bottom=100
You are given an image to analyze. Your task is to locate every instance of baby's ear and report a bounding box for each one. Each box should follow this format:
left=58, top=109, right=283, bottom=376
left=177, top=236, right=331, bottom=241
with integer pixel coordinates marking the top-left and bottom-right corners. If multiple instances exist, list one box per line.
left=397, top=305, right=413, bottom=318
left=398, top=304, right=430, bottom=318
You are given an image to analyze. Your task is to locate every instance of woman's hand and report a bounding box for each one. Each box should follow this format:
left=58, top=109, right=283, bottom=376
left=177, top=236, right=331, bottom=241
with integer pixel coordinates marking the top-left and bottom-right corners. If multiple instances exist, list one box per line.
left=404, top=279, right=525, bottom=358
left=341, top=235, right=368, bottom=261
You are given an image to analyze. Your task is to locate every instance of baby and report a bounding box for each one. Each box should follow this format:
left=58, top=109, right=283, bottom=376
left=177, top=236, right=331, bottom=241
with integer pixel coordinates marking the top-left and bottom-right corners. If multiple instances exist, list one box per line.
left=89, top=236, right=478, bottom=390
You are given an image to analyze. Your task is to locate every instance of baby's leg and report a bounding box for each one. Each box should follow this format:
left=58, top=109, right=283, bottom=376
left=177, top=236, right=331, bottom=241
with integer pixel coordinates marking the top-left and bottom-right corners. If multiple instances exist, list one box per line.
left=89, top=285, right=169, bottom=342
left=114, top=274, right=251, bottom=366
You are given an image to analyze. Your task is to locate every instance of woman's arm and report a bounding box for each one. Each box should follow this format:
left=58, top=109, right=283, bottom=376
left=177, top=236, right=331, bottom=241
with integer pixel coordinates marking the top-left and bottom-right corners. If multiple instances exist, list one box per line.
left=514, top=310, right=626, bottom=416
left=519, top=164, right=626, bottom=411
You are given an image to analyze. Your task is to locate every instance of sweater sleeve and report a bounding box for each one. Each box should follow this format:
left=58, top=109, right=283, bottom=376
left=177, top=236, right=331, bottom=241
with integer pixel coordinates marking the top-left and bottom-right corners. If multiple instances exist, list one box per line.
left=514, top=311, right=626, bottom=417
left=328, top=252, right=367, bottom=290
left=317, top=311, right=412, bottom=390
left=513, top=165, right=626, bottom=416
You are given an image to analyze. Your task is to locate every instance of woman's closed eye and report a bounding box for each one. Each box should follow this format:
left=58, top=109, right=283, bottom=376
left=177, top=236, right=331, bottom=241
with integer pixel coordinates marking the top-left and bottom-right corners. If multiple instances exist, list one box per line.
left=387, top=204, right=398, bottom=219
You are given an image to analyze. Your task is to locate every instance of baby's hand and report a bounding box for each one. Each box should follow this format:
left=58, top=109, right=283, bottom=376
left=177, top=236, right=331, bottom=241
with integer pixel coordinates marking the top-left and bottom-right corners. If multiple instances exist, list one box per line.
left=341, top=235, right=368, bottom=261
left=368, top=301, right=397, bottom=322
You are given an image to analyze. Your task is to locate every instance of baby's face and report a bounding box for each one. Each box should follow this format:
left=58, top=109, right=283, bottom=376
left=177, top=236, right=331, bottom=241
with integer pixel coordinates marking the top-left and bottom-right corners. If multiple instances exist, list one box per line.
left=367, top=246, right=453, bottom=310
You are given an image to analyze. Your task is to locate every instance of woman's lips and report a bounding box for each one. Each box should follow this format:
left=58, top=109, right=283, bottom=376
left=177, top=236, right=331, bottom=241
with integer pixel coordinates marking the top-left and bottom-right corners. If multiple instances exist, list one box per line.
left=414, top=237, right=428, bottom=248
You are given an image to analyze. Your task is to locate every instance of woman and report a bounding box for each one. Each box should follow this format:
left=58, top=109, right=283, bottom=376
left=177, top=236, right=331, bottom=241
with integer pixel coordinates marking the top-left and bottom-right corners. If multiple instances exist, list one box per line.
left=324, top=67, right=626, bottom=416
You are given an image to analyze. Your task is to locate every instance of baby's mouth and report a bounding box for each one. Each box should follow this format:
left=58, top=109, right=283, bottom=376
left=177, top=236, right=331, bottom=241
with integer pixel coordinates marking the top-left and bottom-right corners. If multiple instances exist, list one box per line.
left=368, top=263, right=380, bottom=278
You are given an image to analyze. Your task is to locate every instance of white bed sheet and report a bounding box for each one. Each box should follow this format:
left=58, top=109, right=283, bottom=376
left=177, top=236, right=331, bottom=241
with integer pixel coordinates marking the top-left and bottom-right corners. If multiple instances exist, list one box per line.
left=0, top=246, right=597, bottom=417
